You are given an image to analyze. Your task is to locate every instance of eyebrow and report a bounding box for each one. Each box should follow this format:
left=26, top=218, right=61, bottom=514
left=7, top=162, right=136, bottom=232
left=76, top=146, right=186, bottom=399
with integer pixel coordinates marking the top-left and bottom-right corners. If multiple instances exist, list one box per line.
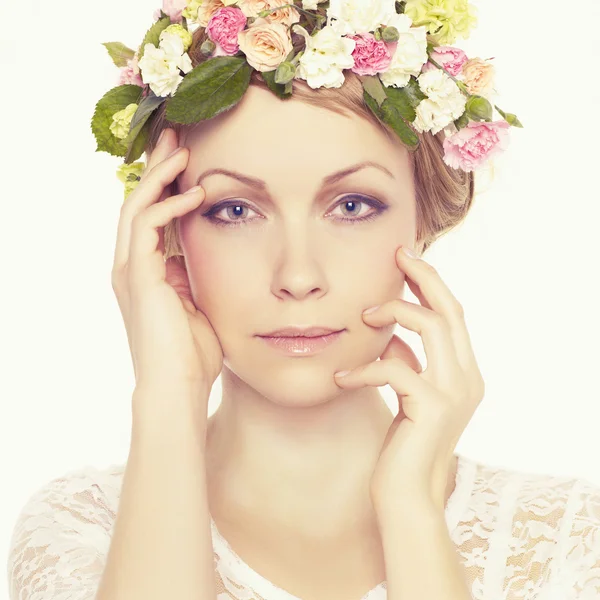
left=194, top=161, right=395, bottom=191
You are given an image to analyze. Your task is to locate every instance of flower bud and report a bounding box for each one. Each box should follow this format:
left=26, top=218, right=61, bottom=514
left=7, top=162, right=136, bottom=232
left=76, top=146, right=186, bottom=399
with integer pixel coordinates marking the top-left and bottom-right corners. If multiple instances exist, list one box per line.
left=200, top=39, right=216, bottom=55
left=381, top=26, right=399, bottom=43
left=466, top=95, right=493, bottom=121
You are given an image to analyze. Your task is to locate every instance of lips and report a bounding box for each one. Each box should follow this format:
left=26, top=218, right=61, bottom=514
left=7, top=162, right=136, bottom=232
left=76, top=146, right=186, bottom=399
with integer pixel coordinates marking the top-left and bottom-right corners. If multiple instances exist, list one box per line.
left=259, top=327, right=343, bottom=338
left=258, top=329, right=344, bottom=355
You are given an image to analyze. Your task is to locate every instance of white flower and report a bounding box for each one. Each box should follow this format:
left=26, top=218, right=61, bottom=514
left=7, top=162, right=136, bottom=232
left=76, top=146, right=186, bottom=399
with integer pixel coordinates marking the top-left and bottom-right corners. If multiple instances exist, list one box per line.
left=412, top=69, right=467, bottom=134
left=293, top=24, right=356, bottom=89
left=379, top=13, right=428, bottom=88
left=302, top=0, right=319, bottom=8
left=326, top=0, right=397, bottom=35
left=138, top=32, right=193, bottom=97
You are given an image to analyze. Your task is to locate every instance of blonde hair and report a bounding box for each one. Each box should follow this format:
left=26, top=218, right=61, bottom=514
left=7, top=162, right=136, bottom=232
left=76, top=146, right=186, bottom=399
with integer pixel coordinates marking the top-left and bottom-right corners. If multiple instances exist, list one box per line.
left=146, top=26, right=476, bottom=259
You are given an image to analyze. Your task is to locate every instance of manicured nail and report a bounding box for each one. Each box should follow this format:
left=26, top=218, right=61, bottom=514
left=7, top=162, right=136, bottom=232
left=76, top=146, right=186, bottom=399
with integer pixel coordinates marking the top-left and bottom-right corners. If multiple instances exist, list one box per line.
left=335, top=370, right=351, bottom=378
left=402, top=246, right=417, bottom=259
left=157, top=129, right=168, bottom=144
left=185, top=185, right=203, bottom=194
left=363, top=305, right=379, bottom=314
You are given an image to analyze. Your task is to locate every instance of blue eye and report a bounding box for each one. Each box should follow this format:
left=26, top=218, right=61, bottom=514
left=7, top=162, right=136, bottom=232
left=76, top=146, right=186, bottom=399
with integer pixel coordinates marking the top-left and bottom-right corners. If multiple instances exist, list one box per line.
left=203, top=195, right=388, bottom=228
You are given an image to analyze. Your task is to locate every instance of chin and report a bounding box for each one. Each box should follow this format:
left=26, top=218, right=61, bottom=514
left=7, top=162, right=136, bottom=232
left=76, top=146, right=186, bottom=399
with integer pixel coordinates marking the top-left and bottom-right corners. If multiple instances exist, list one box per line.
left=223, top=356, right=350, bottom=408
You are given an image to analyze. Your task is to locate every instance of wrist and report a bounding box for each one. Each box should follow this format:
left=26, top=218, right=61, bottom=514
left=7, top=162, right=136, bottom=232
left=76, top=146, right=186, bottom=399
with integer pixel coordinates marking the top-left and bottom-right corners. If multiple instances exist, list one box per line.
left=131, top=382, right=210, bottom=444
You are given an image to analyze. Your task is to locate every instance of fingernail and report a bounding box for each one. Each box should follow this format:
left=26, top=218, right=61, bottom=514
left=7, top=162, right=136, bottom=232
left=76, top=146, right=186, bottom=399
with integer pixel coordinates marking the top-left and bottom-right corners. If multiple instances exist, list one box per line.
left=157, top=129, right=168, bottom=144
left=402, top=246, right=417, bottom=259
left=184, top=185, right=202, bottom=194
left=363, top=305, right=379, bottom=314
left=167, top=146, right=182, bottom=158
left=335, top=370, right=351, bottom=378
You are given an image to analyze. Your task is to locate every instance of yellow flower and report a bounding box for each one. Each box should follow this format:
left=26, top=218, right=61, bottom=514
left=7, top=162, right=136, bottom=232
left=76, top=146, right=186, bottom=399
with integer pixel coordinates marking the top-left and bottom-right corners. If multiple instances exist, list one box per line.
left=182, top=0, right=202, bottom=22
left=116, top=162, right=146, bottom=199
left=404, top=0, right=477, bottom=45
left=162, top=23, right=193, bottom=52
left=109, top=103, right=138, bottom=140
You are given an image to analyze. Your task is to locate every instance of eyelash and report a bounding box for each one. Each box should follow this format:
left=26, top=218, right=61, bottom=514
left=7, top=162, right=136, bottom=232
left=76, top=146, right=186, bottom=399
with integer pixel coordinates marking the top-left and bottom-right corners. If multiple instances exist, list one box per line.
left=202, top=195, right=388, bottom=228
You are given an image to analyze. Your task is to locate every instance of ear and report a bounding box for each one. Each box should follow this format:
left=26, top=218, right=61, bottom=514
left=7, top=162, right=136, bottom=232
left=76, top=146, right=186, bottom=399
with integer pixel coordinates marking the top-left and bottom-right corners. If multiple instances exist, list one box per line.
left=165, top=255, right=194, bottom=309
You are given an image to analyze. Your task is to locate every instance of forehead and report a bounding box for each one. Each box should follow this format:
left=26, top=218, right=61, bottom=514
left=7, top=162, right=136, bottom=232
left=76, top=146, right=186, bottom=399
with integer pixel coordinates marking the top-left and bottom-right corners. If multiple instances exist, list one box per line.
left=181, top=85, right=412, bottom=193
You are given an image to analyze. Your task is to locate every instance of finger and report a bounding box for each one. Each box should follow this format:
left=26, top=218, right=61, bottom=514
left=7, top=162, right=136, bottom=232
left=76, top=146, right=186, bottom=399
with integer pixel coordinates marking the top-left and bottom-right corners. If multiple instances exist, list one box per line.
left=363, top=299, right=463, bottom=391
left=144, top=127, right=178, bottom=174
left=128, top=186, right=205, bottom=296
left=380, top=332, right=423, bottom=374
left=334, top=357, right=434, bottom=402
left=396, top=246, right=479, bottom=374
left=113, top=147, right=189, bottom=273
left=379, top=333, right=421, bottom=421
left=141, top=128, right=181, bottom=255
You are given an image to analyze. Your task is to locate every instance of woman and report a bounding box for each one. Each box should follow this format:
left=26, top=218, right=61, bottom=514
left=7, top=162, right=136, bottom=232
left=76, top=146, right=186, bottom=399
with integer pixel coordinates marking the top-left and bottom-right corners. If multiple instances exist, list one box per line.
left=7, top=2, right=600, bottom=599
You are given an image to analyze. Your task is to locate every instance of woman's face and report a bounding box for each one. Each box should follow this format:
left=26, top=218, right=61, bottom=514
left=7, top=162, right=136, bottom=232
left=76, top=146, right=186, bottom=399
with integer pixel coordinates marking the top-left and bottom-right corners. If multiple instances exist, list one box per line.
left=176, top=85, right=417, bottom=407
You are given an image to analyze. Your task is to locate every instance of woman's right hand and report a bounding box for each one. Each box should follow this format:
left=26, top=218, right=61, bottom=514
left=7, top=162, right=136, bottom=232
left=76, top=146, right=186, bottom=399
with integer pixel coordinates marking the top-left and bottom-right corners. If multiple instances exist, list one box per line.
left=111, top=128, right=224, bottom=420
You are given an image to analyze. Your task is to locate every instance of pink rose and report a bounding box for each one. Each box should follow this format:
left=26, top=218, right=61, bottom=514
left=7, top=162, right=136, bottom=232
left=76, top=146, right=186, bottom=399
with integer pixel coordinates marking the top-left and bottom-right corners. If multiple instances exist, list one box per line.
left=423, top=46, right=468, bottom=77
left=349, top=33, right=394, bottom=77
left=443, top=120, right=511, bottom=172
left=161, top=0, right=188, bottom=22
left=118, top=56, right=144, bottom=87
left=206, top=7, right=248, bottom=56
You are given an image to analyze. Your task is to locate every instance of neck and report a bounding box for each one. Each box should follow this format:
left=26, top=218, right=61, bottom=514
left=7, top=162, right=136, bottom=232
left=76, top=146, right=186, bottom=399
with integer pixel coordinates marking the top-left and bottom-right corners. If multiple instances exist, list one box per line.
left=205, top=366, right=457, bottom=537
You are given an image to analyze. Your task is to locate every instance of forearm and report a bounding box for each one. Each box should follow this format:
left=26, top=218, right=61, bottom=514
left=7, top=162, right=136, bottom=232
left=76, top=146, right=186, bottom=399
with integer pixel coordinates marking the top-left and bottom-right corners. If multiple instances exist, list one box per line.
left=95, top=384, right=216, bottom=600
left=377, top=501, right=472, bottom=600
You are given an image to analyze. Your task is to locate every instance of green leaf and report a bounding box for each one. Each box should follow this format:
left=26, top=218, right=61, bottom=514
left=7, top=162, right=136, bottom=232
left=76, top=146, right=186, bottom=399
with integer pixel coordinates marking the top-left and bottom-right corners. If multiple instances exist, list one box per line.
left=138, top=16, right=171, bottom=61
left=380, top=100, right=420, bottom=150
left=262, top=69, right=293, bottom=99
left=383, top=85, right=416, bottom=121
left=101, top=42, right=136, bottom=68
left=122, top=91, right=167, bottom=163
left=91, top=85, right=144, bottom=157
left=165, top=56, right=253, bottom=124
left=402, top=77, right=427, bottom=107
left=125, top=117, right=152, bottom=164
left=363, top=88, right=384, bottom=120
left=358, top=75, right=387, bottom=107
left=128, top=90, right=166, bottom=132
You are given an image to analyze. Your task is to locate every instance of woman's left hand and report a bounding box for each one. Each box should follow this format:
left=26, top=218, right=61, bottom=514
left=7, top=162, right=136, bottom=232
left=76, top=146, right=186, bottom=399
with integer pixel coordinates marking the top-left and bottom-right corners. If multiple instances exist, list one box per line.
left=334, top=245, right=485, bottom=512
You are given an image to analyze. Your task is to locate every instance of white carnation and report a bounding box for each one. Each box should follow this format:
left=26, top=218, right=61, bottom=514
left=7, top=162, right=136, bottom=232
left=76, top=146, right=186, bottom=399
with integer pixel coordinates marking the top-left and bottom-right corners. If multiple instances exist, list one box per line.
left=412, top=69, right=467, bottom=135
left=326, top=0, right=397, bottom=35
left=379, top=14, right=428, bottom=88
left=293, top=24, right=356, bottom=89
left=138, top=32, right=193, bottom=97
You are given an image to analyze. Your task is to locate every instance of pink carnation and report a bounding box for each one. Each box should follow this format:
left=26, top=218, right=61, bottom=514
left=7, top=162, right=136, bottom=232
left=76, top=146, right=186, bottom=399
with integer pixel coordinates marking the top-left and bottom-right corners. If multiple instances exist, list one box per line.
left=206, top=7, right=248, bottom=56
left=349, top=33, right=394, bottom=77
left=118, top=57, right=144, bottom=87
left=422, top=46, right=468, bottom=77
left=443, top=120, right=511, bottom=172
left=161, top=0, right=188, bottom=22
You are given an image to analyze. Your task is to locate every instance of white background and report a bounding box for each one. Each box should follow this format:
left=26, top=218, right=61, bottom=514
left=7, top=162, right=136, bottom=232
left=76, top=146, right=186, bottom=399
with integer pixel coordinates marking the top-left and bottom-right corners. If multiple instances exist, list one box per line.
left=1, top=0, right=599, bottom=595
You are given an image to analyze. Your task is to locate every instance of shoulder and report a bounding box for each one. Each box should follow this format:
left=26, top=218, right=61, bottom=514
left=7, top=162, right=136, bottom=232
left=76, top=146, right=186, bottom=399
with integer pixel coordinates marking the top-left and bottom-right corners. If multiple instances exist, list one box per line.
left=7, top=462, right=126, bottom=600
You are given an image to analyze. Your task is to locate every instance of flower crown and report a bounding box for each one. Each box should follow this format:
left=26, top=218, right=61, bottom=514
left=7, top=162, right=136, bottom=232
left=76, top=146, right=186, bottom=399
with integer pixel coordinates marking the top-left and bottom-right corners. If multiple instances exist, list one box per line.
left=90, top=0, right=523, bottom=198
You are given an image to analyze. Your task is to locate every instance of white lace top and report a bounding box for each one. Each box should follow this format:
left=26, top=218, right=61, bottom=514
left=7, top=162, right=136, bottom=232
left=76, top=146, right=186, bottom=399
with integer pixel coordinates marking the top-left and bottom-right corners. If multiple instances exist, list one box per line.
left=7, top=453, right=600, bottom=600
